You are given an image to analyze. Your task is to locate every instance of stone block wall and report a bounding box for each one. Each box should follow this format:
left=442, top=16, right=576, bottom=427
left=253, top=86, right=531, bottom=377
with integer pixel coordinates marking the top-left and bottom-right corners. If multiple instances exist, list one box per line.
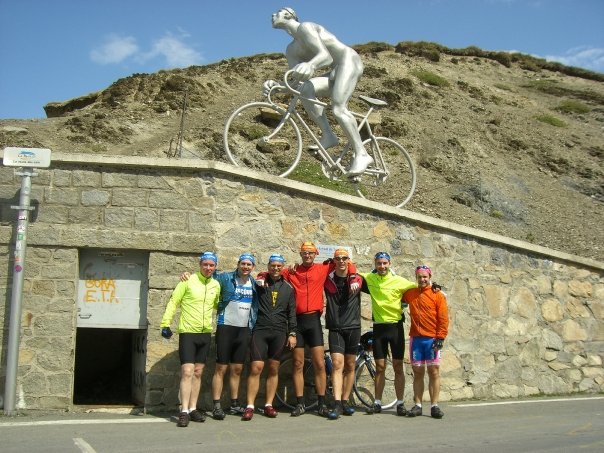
left=0, top=153, right=602, bottom=411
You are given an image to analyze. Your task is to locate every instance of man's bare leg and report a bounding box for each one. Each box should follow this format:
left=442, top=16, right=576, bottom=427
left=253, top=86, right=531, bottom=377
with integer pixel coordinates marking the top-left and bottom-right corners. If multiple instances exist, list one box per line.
left=300, top=78, right=339, bottom=150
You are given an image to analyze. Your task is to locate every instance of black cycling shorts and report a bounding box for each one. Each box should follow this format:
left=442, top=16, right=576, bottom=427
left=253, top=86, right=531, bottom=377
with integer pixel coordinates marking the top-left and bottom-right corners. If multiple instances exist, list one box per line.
left=249, top=329, right=287, bottom=362
left=179, top=332, right=212, bottom=365
left=295, top=312, right=324, bottom=349
left=215, top=325, right=250, bottom=364
left=328, top=328, right=361, bottom=355
left=373, top=321, right=405, bottom=360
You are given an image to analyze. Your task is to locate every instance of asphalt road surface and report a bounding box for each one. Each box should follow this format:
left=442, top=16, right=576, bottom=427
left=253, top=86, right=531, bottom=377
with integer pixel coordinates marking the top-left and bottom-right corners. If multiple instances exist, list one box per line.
left=1, top=396, right=603, bottom=452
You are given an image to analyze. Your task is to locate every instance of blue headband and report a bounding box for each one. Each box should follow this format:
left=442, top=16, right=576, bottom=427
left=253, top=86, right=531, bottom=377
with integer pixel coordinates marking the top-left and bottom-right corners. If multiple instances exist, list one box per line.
left=268, top=254, right=286, bottom=264
left=374, top=251, right=391, bottom=261
left=238, top=253, right=255, bottom=265
left=199, top=252, right=218, bottom=264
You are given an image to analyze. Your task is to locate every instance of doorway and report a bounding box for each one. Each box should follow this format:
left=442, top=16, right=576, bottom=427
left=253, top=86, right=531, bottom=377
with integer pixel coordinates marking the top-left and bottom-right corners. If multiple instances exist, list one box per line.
left=73, top=249, right=149, bottom=406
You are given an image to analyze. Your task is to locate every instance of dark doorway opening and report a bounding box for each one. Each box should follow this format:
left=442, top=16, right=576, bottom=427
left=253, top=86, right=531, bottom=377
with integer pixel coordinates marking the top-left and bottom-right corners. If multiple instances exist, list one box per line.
left=73, top=327, right=134, bottom=405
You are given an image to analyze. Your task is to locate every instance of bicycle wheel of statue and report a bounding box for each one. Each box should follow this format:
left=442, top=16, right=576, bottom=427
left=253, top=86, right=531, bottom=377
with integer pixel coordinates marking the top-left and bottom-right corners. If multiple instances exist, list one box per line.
left=354, top=137, right=417, bottom=208
left=224, top=102, right=303, bottom=177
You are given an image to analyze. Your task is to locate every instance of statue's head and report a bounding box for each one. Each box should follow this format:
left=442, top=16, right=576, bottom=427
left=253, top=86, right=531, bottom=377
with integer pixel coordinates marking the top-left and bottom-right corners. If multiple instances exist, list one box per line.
left=281, top=7, right=298, bottom=21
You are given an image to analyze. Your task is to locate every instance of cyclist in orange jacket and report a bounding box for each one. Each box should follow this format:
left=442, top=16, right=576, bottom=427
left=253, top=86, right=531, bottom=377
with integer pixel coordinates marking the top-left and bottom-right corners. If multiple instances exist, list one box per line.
left=403, top=264, right=449, bottom=419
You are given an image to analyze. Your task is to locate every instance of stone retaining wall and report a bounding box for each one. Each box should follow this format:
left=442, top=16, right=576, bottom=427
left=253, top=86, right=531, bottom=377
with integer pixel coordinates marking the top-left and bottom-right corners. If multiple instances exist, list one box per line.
left=1, top=153, right=602, bottom=411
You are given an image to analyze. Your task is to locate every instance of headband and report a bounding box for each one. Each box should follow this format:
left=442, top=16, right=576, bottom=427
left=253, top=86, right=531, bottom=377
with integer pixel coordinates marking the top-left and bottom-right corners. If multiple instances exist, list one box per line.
left=415, top=264, right=432, bottom=276
left=238, top=253, right=255, bottom=265
left=300, top=241, right=318, bottom=253
left=268, top=254, right=286, bottom=264
left=374, top=251, right=391, bottom=261
left=199, top=252, right=218, bottom=264
left=333, top=248, right=350, bottom=258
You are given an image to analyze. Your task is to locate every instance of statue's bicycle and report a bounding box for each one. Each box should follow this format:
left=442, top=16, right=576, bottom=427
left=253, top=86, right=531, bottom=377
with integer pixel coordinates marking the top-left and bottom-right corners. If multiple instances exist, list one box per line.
left=223, top=71, right=417, bottom=208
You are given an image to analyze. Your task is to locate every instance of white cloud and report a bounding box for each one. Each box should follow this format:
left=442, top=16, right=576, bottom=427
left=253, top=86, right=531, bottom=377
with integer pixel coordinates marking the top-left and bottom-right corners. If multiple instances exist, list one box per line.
left=91, top=31, right=204, bottom=68
left=145, top=33, right=204, bottom=67
left=545, top=46, right=604, bottom=73
left=90, top=34, right=139, bottom=65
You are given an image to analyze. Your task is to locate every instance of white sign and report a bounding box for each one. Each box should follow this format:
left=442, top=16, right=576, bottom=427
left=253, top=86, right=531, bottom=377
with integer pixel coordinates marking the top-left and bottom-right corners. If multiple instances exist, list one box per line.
left=2, top=147, right=52, bottom=168
left=316, top=244, right=354, bottom=260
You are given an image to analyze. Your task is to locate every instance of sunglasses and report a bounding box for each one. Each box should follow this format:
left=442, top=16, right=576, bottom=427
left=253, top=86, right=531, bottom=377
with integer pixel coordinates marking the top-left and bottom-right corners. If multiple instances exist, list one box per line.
left=301, top=252, right=316, bottom=256
left=416, top=265, right=430, bottom=271
left=334, top=256, right=349, bottom=262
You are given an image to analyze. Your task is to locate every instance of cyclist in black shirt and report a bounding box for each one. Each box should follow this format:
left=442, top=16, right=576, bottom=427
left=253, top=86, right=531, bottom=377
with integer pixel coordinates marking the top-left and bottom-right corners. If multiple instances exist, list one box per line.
left=241, top=254, right=297, bottom=421
left=324, top=248, right=362, bottom=419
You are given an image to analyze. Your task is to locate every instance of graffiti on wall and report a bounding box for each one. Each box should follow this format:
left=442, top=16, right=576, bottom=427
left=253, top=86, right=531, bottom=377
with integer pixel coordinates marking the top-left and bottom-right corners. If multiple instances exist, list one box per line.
left=83, top=277, right=121, bottom=304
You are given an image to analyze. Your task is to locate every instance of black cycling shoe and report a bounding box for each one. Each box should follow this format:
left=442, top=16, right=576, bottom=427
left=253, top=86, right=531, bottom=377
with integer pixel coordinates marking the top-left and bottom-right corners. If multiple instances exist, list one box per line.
left=396, top=403, right=407, bottom=416
left=212, top=406, right=226, bottom=420
left=189, top=409, right=206, bottom=422
left=431, top=406, right=444, bottom=419
left=317, top=404, right=332, bottom=418
left=366, top=403, right=382, bottom=414
left=407, top=405, right=422, bottom=417
left=177, top=412, right=190, bottom=427
left=228, top=404, right=244, bottom=415
left=326, top=405, right=342, bottom=420
left=342, top=402, right=355, bottom=416
left=291, top=403, right=306, bottom=417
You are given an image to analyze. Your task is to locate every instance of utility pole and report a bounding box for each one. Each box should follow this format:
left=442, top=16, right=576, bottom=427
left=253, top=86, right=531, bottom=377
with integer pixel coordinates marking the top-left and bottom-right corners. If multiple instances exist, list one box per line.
left=177, top=89, right=188, bottom=158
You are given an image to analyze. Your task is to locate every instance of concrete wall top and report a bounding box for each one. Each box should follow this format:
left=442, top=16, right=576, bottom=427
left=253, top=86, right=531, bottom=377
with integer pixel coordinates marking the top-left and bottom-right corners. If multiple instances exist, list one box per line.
left=1, top=150, right=602, bottom=272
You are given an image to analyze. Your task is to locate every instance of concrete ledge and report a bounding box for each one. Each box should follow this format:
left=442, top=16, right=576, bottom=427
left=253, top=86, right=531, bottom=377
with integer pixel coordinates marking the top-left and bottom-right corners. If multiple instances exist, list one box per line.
left=3, top=151, right=603, bottom=271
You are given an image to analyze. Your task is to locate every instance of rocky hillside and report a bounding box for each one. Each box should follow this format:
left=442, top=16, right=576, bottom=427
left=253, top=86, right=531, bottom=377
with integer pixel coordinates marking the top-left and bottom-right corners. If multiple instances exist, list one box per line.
left=1, top=43, right=603, bottom=261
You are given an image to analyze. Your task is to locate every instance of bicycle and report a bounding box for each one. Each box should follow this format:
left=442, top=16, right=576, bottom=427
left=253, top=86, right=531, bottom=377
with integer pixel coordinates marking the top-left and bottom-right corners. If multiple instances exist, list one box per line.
left=223, top=70, right=417, bottom=208
left=274, top=330, right=397, bottom=411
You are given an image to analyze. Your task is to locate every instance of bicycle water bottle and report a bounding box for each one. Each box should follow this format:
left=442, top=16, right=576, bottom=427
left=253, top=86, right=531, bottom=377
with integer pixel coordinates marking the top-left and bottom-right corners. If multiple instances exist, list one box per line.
left=324, top=353, right=333, bottom=375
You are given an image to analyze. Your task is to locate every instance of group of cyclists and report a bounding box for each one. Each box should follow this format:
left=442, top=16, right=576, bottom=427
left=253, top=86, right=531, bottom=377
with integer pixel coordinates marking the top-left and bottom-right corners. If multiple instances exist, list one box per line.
left=160, top=241, right=449, bottom=427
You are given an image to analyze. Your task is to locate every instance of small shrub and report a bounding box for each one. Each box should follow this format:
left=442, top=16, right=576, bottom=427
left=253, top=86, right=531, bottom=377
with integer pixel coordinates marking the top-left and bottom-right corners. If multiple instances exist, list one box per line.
left=240, top=124, right=266, bottom=140
left=394, top=41, right=444, bottom=62
left=489, top=209, right=504, bottom=219
left=383, top=77, right=414, bottom=94
left=411, top=69, right=450, bottom=87
left=555, top=100, right=591, bottom=114
left=363, top=65, right=388, bottom=78
left=289, top=161, right=356, bottom=195
left=536, top=114, right=566, bottom=127
left=494, top=83, right=512, bottom=92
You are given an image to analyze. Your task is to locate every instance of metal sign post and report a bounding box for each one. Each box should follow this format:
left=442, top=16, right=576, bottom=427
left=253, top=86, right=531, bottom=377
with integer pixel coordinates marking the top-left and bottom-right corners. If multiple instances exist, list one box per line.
left=2, top=147, right=51, bottom=415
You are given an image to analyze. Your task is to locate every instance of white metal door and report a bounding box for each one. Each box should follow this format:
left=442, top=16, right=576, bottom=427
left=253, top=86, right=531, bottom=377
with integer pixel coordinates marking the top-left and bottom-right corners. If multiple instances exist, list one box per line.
left=77, top=250, right=149, bottom=328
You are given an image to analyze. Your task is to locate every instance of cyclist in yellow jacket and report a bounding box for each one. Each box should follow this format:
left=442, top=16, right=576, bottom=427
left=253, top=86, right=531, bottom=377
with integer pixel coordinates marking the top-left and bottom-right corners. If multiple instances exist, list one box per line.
left=361, top=252, right=415, bottom=416
left=160, top=252, right=221, bottom=427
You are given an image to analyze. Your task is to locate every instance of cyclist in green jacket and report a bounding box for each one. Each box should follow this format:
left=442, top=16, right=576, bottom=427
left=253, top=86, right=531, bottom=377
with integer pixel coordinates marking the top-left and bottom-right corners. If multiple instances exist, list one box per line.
left=360, top=252, right=415, bottom=417
left=160, top=252, right=221, bottom=428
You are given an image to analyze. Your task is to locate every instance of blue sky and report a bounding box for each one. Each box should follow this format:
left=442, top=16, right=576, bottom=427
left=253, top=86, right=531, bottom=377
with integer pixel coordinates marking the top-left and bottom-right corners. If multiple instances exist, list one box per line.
left=1, top=0, right=603, bottom=119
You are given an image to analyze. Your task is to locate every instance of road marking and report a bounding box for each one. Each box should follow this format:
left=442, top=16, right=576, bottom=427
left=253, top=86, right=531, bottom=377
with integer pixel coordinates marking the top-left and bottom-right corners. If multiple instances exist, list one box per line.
left=73, top=437, right=96, bottom=453
left=0, top=417, right=170, bottom=427
left=453, top=396, right=604, bottom=408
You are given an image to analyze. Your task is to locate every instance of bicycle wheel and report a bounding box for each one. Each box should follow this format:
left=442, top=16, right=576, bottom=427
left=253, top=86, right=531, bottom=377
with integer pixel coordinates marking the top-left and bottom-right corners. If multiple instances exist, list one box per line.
left=223, top=102, right=303, bottom=177
left=353, top=359, right=376, bottom=408
left=275, top=356, right=319, bottom=410
left=353, top=355, right=398, bottom=409
left=353, top=137, right=417, bottom=208
left=275, top=357, right=295, bottom=410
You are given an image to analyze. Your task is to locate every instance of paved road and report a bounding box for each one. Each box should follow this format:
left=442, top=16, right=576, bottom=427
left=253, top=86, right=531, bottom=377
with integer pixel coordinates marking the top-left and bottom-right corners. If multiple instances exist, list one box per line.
left=1, top=396, right=603, bottom=452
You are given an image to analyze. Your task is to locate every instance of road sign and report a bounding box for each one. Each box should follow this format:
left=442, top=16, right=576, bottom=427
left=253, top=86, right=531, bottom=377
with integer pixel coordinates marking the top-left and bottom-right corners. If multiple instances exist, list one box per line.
left=2, top=147, right=51, bottom=168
